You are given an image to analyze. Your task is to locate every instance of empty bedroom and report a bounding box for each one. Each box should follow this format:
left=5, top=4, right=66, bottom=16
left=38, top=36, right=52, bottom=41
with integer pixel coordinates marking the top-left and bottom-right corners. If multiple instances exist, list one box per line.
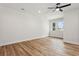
left=0, top=3, right=79, bottom=56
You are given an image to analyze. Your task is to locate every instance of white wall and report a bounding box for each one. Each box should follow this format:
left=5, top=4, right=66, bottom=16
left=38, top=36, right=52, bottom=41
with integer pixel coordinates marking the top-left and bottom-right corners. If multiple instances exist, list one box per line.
left=64, top=9, right=79, bottom=45
left=0, top=7, right=49, bottom=46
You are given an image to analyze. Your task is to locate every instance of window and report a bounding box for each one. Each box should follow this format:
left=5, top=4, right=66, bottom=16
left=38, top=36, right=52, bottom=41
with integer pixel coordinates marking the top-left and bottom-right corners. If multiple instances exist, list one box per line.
left=57, top=21, right=64, bottom=29
left=52, top=18, right=64, bottom=31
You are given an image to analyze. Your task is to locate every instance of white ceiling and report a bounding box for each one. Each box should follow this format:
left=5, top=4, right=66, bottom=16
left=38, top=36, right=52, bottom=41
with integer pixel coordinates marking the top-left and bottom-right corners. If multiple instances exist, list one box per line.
left=0, top=3, right=55, bottom=14
left=0, top=3, right=79, bottom=14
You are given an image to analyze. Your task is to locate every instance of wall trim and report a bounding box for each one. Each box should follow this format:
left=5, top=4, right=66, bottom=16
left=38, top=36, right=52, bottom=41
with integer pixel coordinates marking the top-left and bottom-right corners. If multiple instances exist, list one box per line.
left=48, top=36, right=63, bottom=39
left=64, top=40, right=79, bottom=46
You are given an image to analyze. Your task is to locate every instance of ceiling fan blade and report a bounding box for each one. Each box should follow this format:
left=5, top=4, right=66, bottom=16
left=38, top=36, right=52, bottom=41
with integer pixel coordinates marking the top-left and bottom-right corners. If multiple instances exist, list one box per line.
left=58, top=4, right=71, bottom=8
left=56, top=3, right=60, bottom=5
left=59, top=8, right=63, bottom=12
left=48, top=7, right=55, bottom=9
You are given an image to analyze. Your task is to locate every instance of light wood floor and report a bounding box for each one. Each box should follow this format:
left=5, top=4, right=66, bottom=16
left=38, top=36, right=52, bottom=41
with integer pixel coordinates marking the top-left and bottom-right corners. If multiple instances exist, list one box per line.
left=0, top=37, right=79, bottom=56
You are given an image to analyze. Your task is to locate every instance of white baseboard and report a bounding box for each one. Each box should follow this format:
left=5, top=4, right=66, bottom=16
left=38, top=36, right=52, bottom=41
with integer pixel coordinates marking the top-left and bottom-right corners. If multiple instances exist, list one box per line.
left=64, top=40, right=79, bottom=45
left=0, top=35, right=48, bottom=46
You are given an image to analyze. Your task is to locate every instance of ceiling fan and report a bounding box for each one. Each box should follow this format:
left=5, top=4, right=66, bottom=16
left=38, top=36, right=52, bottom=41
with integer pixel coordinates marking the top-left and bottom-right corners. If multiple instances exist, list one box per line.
left=48, top=3, right=71, bottom=12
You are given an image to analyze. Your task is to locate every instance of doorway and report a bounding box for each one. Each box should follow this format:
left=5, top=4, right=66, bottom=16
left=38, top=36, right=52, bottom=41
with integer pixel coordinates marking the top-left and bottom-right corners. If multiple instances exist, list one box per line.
left=49, top=18, right=64, bottom=39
